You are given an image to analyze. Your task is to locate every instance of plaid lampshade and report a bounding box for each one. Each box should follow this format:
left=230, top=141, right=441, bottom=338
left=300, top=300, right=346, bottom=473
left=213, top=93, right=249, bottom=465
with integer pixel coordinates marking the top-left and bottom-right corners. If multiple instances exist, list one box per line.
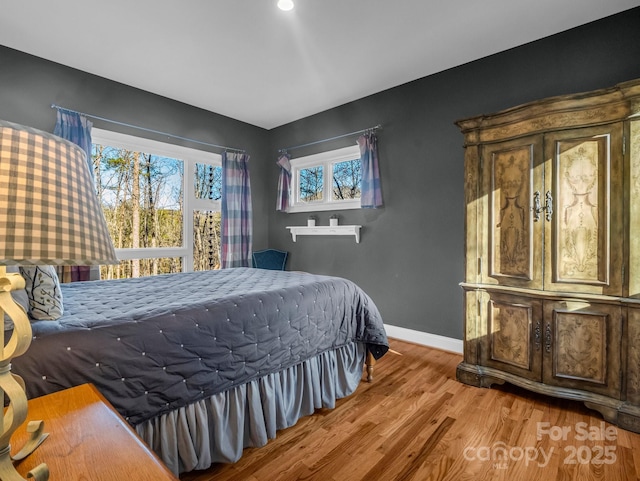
left=0, top=119, right=118, bottom=266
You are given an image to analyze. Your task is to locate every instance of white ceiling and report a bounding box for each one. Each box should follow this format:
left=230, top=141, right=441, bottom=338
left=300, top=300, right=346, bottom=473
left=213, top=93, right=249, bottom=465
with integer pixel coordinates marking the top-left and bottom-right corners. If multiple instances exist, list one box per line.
left=1, top=1, right=639, bottom=129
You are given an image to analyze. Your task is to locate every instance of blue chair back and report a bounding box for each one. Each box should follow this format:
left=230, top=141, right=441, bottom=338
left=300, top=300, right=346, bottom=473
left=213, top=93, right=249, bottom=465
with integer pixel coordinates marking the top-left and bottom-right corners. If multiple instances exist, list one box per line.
left=252, top=249, right=288, bottom=270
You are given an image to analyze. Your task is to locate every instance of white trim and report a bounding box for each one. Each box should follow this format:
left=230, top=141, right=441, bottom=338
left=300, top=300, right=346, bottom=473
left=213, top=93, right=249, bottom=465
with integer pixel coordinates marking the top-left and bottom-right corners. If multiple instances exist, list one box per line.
left=92, top=128, right=222, bottom=165
left=287, top=201, right=360, bottom=213
left=384, top=324, right=463, bottom=354
left=115, top=247, right=189, bottom=260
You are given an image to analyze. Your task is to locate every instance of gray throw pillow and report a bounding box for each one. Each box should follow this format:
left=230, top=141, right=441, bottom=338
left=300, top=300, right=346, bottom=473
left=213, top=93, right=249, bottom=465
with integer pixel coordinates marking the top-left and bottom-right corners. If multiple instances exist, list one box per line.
left=19, top=266, right=64, bottom=320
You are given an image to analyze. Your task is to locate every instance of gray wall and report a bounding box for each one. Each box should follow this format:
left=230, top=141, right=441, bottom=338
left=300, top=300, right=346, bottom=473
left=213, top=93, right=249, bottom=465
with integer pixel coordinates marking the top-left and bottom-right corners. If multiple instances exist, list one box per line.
left=1, top=8, right=640, bottom=341
left=267, top=7, right=640, bottom=339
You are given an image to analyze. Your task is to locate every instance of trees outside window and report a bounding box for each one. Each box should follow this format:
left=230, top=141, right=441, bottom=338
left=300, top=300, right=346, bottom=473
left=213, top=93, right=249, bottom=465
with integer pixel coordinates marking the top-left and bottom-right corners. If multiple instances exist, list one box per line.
left=299, top=165, right=324, bottom=202
left=92, top=129, right=222, bottom=279
left=332, top=158, right=361, bottom=200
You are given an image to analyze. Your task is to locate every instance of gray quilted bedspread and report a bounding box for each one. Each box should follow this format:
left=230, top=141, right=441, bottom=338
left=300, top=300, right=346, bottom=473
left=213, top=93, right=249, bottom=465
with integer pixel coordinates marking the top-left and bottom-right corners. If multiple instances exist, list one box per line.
left=11, top=268, right=388, bottom=425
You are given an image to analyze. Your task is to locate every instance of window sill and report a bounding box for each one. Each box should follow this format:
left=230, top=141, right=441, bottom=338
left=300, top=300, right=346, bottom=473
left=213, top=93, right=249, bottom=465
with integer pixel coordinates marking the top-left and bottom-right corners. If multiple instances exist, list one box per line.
left=286, top=225, right=361, bottom=243
left=286, top=201, right=361, bottom=213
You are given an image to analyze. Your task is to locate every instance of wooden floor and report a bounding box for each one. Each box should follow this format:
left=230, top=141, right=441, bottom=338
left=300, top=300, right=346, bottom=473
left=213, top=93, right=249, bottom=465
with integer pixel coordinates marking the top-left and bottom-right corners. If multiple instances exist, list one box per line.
left=180, top=338, right=640, bottom=481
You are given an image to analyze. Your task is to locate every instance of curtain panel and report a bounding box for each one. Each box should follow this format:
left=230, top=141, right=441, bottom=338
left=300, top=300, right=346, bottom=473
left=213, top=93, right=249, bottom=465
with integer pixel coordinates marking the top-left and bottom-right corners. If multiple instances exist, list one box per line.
left=358, top=133, right=383, bottom=208
left=53, top=110, right=98, bottom=281
left=275, top=153, right=292, bottom=212
left=54, top=110, right=94, bottom=174
left=221, top=152, right=253, bottom=268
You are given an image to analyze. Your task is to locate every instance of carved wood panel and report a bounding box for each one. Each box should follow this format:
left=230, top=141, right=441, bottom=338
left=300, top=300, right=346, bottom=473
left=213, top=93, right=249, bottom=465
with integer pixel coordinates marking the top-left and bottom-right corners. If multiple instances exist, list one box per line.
left=552, top=310, right=606, bottom=384
left=489, top=300, right=531, bottom=370
left=481, top=136, right=543, bottom=289
left=543, top=124, right=623, bottom=296
left=554, top=136, right=607, bottom=284
left=481, top=293, right=542, bottom=382
left=490, top=146, right=532, bottom=279
left=542, top=301, right=621, bottom=399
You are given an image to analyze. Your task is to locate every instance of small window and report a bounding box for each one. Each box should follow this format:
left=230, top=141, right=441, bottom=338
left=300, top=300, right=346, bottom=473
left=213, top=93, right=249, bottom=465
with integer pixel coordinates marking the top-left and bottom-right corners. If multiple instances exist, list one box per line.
left=289, top=145, right=361, bottom=213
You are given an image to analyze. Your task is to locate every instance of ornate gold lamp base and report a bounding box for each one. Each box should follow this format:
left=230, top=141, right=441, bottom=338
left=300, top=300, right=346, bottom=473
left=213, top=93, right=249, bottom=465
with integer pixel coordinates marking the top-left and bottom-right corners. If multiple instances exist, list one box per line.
left=0, top=267, right=49, bottom=480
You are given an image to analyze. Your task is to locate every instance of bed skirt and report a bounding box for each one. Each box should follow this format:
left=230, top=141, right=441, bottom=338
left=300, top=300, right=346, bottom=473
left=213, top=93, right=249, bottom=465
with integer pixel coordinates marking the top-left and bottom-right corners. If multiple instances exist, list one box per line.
left=135, top=341, right=367, bottom=475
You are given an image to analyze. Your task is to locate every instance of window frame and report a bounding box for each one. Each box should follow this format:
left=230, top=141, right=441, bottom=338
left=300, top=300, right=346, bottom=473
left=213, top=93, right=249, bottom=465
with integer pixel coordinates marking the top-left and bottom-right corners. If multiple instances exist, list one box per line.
left=288, top=144, right=362, bottom=213
left=91, top=128, right=222, bottom=272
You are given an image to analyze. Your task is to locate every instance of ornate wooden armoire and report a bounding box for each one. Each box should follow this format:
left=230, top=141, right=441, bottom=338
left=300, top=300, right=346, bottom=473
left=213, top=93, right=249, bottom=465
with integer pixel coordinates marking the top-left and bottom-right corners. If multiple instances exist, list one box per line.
left=456, top=78, right=640, bottom=432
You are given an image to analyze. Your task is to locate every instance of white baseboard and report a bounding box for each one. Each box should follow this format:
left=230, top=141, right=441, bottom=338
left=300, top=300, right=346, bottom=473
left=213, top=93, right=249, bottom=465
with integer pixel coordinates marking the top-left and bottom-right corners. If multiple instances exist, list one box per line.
left=384, top=324, right=463, bottom=354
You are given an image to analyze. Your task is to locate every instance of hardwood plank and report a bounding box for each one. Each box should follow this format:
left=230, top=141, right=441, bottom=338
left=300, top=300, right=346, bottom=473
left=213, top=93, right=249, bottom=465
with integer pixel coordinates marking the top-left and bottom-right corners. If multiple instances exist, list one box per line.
left=180, top=339, right=640, bottom=481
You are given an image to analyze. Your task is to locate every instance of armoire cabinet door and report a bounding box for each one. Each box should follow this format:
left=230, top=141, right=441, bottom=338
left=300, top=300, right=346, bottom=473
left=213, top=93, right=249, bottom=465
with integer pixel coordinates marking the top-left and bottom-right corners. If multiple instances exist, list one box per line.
left=480, top=136, right=544, bottom=289
left=542, top=300, right=622, bottom=399
left=480, top=291, right=542, bottom=382
left=543, top=123, right=623, bottom=296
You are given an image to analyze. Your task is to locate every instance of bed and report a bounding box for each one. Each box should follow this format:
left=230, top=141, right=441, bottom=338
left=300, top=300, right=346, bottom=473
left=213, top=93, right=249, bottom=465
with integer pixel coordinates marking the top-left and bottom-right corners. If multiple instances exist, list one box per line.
left=10, top=267, right=388, bottom=475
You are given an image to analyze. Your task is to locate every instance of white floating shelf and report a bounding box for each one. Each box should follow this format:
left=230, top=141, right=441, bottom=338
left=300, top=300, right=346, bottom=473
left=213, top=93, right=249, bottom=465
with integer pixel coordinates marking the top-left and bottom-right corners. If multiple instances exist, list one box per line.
left=286, top=225, right=362, bottom=243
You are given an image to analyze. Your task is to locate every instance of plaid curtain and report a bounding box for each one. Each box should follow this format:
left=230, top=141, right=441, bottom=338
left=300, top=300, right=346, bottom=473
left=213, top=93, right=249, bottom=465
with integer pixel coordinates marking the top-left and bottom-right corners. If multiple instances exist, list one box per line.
left=54, top=110, right=94, bottom=174
left=358, top=133, right=383, bottom=208
left=275, top=153, right=291, bottom=211
left=221, top=151, right=252, bottom=268
left=54, top=110, right=99, bottom=281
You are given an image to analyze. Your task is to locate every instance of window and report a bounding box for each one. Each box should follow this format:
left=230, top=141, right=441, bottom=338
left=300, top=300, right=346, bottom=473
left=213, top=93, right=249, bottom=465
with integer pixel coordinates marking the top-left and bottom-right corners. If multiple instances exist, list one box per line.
left=288, top=145, right=361, bottom=212
left=91, top=129, right=222, bottom=279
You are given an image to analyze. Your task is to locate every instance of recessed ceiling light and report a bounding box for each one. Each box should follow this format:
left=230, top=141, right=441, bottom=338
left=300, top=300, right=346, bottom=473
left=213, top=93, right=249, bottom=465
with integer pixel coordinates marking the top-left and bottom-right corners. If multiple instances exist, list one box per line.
left=277, top=0, right=294, bottom=11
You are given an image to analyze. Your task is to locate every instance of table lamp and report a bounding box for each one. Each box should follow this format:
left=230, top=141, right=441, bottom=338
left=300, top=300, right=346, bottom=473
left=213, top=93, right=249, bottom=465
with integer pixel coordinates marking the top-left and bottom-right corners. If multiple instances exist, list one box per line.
left=0, top=119, right=118, bottom=480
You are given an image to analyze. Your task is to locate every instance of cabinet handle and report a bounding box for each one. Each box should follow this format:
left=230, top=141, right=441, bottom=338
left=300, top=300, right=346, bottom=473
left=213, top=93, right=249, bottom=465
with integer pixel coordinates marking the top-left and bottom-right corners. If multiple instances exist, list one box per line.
left=544, top=191, right=553, bottom=222
left=532, top=191, right=542, bottom=222
left=534, top=320, right=541, bottom=351
left=545, top=323, right=552, bottom=353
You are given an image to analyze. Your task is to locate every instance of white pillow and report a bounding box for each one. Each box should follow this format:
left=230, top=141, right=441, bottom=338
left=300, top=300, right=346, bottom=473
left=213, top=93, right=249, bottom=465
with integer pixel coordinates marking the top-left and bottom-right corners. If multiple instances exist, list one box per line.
left=19, top=266, right=64, bottom=320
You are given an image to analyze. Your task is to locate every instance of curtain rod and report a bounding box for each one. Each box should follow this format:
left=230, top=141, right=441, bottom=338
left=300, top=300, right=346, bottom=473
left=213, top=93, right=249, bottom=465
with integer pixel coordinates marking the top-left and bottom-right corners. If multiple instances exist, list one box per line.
left=51, top=104, right=246, bottom=153
left=278, top=124, right=381, bottom=154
